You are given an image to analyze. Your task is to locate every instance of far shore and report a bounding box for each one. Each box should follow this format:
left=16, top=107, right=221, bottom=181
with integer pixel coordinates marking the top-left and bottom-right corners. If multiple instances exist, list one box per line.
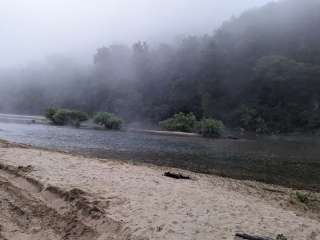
left=0, top=113, right=214, bottom=139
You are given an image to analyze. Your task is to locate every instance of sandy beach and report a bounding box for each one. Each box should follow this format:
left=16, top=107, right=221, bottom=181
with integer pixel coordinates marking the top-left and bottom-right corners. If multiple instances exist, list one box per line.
left=0, top=140, right=319, bottom=240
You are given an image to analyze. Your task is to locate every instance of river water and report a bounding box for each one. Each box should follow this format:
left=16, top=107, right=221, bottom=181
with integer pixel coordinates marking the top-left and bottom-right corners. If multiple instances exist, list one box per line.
left=0, top=121, right=319, bottom=191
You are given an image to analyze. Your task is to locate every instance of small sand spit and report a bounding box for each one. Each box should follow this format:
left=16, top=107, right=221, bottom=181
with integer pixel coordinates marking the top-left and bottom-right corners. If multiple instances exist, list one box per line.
left=0, top=142, right=319, bottom=240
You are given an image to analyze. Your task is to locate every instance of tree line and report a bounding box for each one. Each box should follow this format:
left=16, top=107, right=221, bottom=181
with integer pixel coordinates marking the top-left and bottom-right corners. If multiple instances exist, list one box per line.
left=1, top=0, right=320, bottom=134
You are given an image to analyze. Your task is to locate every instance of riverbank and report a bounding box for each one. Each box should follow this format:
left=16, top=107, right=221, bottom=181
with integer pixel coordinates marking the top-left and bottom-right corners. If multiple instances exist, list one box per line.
left=0, top=140, right=319, bottom=239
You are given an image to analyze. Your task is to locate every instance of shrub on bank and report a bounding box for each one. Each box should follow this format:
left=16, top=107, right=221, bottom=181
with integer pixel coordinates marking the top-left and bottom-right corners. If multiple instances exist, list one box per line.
left=45, top=107, right=58, bottom=122
left=51, top=109, right=67, bottom=125
left=159, top=112, right=197, bottom=132
left=197, top=118, right=225, bottom=138
left=45, top=108, right=89, bottom=127
left=93, top=112, right=123, bottom=130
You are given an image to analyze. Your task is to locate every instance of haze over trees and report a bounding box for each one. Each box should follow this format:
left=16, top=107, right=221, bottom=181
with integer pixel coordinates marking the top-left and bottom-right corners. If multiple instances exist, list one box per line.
left=0, top=0, right=320, bottom=134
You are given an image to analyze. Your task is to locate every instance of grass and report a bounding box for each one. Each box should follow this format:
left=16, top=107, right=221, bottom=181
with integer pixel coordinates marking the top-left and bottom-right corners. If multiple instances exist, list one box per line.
left=295, top=191, right=310, bottom=204
left=290, top=191, right=320, bottom=213
left=276, top=234, right=288, bottom=240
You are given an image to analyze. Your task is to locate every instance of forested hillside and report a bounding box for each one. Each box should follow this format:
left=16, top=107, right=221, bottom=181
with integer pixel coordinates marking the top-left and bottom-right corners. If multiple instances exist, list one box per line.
left=1, top=0, right=320, bottom=133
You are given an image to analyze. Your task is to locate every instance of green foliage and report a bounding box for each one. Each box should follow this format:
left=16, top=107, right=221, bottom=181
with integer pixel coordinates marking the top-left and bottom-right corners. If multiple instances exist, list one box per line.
left=290, top=191, right=320, bottom=213
left=295, top=191, right=310, bottom=204
left=238, top=106, right=257, bottom=131
left=94, top=112, right=123, bottom=130
left=159, top=112, right=197, bottom=132
left=237, top=106, right=269, bottom=134
left=197, top=118, right=225, bottom=138
left=244, top=55, right=320, bottom=133
left=45, top=107, right=57, bottom=121
left=4, top=0, right=320, bottom=135
left=45, top=108, right=88, bottom=127
left=276, top=234, right=288, bottom=240
left=68, top=110, right=89, bottom=122
left=52, top=109, right=68, bottom=125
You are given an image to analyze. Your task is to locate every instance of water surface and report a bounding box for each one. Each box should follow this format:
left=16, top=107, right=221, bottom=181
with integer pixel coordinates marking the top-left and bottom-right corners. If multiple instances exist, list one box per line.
left=0, top=122, right=319, bottom=191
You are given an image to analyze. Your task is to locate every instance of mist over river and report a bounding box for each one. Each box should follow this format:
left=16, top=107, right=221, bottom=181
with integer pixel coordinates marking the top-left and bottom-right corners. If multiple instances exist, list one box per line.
left=0, top=121, right=319, bottom=191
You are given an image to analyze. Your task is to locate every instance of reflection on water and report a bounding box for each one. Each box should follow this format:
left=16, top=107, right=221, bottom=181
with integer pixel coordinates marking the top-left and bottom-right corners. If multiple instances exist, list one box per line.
left=0, top=122, right=319, bottom=191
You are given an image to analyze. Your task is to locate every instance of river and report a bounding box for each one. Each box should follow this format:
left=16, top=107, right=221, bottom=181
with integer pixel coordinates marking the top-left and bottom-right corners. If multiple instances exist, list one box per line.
left=0, top=120, right=319, bottom=191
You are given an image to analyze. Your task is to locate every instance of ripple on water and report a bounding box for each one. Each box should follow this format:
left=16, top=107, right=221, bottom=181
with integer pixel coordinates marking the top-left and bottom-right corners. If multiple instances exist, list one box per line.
left=0, top=122, right=319, bottom=191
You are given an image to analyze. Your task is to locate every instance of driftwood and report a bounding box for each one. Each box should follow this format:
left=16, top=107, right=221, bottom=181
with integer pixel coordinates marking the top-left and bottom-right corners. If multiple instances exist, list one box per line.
left=235, top=233, right=274, bottom=240
left=164, top=172, right=190, bottom=180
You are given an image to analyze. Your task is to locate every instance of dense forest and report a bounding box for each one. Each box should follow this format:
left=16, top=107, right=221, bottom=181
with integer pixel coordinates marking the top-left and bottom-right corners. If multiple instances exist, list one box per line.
left=1, top=0, right=320, bottom=134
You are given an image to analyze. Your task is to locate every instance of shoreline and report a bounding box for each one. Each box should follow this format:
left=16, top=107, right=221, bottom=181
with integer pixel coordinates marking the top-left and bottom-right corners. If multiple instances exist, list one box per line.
left=1, top=129, right=320, bottom=193
left=0, top=139, right=319, bottom=239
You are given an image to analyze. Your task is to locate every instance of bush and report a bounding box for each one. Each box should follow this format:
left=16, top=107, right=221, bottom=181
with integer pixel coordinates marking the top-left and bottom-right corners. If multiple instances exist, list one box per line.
left=45, top=108, right=89, bottom=127
left=159, top=112, right=197, bottom=132
left=197, top=118, right=224, bottom=138
left=52, top=109, right=68, bottom=125
left=45, top=107, right=57, bottom=121
left=94, top=112, right=123, bottom=130
left=69, top=110, right=89, bottom=122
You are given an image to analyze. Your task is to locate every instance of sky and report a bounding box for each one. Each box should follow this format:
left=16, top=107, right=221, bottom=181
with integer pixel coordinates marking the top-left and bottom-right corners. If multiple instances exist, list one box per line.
left=0, top=0, right=273, bottom=68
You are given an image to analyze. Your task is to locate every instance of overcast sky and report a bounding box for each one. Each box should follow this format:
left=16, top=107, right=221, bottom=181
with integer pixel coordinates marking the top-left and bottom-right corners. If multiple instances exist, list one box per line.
left=0, top=0, right=273, bottom=68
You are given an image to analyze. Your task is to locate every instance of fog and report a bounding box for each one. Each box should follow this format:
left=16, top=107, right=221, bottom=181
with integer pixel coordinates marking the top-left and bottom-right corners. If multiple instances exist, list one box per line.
left=2, top=0, right=320, bottom=135
left=1, top=0, right=272, bottom=68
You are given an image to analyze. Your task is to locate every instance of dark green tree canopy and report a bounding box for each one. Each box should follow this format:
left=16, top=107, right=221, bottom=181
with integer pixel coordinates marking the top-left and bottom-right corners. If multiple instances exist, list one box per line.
left=1, top=0, right=320, bottom=134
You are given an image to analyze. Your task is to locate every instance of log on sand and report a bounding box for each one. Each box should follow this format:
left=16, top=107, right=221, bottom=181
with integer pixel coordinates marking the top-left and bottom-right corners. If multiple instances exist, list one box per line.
left=235, top=233, right=274, bottom=240
left=164, top=172, right=191, bottom=180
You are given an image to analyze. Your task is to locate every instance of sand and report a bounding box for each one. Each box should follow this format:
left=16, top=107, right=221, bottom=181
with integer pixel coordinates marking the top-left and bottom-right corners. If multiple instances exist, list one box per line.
left=0, top=141, right=319, bottom=240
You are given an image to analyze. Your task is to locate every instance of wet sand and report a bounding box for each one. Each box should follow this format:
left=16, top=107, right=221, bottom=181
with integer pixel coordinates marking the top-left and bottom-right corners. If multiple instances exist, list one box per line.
left=0, top=140, right=319, bottom=240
